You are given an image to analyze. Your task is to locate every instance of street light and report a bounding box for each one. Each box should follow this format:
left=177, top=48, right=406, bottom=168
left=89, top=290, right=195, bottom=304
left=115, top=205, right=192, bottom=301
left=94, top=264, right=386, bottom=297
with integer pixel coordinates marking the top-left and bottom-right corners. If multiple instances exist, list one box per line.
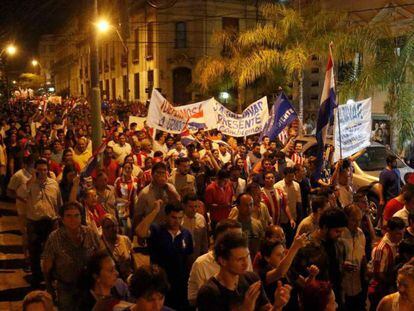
left=31, top=59, right=46, bottom=87
left=96, top=19, right=110, bottom=33
left=31, top=59, right=39, bottom=67
left=95, top=18, right=130, bottom=105
left=0, top=44, right=17, bottom=57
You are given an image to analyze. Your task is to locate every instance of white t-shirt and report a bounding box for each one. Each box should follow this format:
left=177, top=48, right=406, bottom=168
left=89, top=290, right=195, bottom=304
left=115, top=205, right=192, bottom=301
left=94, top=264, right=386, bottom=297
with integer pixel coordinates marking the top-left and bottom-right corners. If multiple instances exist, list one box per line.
left=393, top=207, right=410, bottom=226
left=275, top=179, right=302, bottom=222
left=8, top=169, right=32, bottom=216
left=113, top=143, right=132, bottom=164
left=187, top=250, right=252, bottom=304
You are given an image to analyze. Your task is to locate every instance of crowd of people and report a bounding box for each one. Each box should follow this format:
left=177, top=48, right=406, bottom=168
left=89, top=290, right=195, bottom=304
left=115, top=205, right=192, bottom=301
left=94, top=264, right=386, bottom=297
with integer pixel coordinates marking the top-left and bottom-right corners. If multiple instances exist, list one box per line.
left=1, top=97, right=414, bottom=311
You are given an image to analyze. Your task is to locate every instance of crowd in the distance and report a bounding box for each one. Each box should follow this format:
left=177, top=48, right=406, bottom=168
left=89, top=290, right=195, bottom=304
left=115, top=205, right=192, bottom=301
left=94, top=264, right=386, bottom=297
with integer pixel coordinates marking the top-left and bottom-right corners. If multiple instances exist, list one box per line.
left=1, top=97, right=413, bottom=311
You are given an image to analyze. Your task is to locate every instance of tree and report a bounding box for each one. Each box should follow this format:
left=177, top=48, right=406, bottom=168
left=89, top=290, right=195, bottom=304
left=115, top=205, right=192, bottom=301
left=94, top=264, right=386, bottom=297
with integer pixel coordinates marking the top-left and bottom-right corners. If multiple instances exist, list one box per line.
left=196, top=2, right=381, bottom=119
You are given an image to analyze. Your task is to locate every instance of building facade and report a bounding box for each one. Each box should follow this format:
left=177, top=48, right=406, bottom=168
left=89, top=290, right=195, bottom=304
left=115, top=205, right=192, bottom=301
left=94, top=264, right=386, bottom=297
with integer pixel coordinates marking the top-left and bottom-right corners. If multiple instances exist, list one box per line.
left=47, top=0, right=257, bottom=104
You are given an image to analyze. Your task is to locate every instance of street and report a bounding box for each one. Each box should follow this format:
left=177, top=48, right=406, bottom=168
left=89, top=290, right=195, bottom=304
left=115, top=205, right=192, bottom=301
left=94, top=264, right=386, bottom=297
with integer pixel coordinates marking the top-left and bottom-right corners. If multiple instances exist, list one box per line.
left=0, top=201, right=28, bottom=310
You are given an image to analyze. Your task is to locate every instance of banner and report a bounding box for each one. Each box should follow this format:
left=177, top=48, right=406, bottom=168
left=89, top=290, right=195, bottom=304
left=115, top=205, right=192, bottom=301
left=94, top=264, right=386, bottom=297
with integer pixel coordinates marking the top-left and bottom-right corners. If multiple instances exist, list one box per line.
left=128, top=116, right=146, bottom=130
left=334, top=98, right=372, bottom=162
left=214, top=97, right=269, bottom=137
left=260, top=93, right=297, bottom=141
left=147, top=89, right=217, bottom=134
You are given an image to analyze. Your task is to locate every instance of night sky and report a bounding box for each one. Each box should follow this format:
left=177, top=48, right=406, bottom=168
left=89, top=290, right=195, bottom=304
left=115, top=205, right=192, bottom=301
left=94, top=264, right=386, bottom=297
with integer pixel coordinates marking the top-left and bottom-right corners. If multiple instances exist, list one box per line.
left=0, top=0, right=83, bottom=75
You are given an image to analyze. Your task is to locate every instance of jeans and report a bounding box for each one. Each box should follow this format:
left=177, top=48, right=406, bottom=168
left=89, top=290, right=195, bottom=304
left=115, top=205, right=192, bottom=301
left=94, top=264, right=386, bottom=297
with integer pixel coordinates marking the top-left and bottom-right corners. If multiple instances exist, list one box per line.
left=26, top=218, right=55, bottom=286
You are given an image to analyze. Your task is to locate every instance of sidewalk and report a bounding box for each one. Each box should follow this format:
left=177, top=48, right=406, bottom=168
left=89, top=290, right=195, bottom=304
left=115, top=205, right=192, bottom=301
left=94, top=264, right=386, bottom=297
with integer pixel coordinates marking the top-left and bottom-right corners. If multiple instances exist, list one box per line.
left=0, top=201, right=28, bottom=311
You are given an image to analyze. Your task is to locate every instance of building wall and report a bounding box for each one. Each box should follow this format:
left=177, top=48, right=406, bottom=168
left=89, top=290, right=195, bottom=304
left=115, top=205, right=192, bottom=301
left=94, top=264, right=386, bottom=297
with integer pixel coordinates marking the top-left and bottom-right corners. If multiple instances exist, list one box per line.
left=44, top=0, right=257, bottom=103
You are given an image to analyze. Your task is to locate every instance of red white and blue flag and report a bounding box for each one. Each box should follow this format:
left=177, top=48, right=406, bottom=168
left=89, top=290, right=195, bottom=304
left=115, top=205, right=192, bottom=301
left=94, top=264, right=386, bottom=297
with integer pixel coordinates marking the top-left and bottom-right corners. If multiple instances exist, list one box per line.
left=313, top=45, right=337, bottom=181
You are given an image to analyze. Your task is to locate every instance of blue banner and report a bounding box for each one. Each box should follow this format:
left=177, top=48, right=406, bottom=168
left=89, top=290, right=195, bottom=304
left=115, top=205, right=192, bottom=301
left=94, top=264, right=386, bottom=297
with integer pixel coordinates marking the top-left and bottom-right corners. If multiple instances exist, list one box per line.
left=260, top=93, right=297, bottom=141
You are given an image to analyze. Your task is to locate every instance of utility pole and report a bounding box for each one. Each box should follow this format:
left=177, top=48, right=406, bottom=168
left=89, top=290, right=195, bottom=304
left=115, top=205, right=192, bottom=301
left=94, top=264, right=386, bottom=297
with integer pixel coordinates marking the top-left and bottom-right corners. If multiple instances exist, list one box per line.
left=90, top=0, right=102, bottom=152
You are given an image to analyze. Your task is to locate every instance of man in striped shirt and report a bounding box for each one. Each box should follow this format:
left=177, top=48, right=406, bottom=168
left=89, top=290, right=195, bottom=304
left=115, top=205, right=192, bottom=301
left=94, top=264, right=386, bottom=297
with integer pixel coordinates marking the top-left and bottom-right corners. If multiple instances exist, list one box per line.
left=368, top=217, right=405, bottom=311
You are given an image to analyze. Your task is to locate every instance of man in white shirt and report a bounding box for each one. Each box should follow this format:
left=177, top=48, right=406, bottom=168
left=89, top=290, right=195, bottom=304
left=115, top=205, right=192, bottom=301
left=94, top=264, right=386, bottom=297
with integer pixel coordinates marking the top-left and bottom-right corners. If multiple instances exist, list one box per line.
left=341, top=204, right=367, bottom=310
left=181, top=194, right=209, bottom=265
left=24, top=159, right=63, bottom=286
left=218, top=144, right=231, bottom=165
left=275, top=166, right=301, bottom=247
left=112, top=133, right=132, bottom=164
left=187, top=219, right=253, bottom=306
left=393, top=189, right=414, bottom=226
left=7, top=155, right=34, bottom=266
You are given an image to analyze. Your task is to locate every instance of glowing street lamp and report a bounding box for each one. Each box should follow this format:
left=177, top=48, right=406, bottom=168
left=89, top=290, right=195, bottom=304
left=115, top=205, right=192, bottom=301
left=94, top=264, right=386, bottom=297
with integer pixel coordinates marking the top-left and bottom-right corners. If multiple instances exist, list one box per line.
left=32, top=59, right=39, bottom=67
left=0, top=44, right=17, bottom=57
left=96, top=19, right=110, bottom=33
left=95, top=18, right=130, bottom=104
left=6, top=45, right=16, bottom=55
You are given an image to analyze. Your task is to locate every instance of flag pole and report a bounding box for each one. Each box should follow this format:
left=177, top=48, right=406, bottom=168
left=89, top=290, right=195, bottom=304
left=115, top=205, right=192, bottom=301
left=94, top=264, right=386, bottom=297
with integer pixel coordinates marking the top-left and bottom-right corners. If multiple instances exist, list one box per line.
left=330, top=42, right=343, bottom=160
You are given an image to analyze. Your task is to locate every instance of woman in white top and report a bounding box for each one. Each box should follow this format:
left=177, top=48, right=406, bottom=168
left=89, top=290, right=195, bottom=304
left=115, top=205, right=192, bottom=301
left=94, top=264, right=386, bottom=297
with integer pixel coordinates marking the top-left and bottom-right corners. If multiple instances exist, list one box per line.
left=377, top=262, right=414, bottom=311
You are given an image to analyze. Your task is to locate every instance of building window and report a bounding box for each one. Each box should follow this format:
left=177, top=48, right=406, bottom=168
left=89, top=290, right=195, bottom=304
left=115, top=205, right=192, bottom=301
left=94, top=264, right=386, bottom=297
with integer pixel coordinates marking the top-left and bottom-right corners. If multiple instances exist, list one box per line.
left=104, top=44, right=109, bottom=71
left=99, top=80, right=103, bottom=95
left=105, top=79, right=110, bottom=98
left=112, top=78, right=116, bottom=100
left=123, top=75, right=128, bottom=100
left=146, top=22, right=154, bottom=60
left=134, top=73, right=140, bottom=100
left=175, top=22, right=187, bottom=48
left=311, top=81, right=319, bottom=87
left=173, top=67, right=192, bottom=105
left=222, top=17, right=239, bottom=33
left=147, top=70, right=154, bottom=95
left=111, top=43, right=115, bottom=70
left=133, top=28, right=139, bottom=61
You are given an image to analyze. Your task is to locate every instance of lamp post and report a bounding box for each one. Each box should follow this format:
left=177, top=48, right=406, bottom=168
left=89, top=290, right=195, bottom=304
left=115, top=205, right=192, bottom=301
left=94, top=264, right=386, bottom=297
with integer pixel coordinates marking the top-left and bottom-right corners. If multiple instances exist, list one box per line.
left=0, top=44, right=17, bottom=102
left=96, top=19, right=130, bottom=105
left=90, top=0, right=103, bottom=152
left=31, top=59, right=47, bottom=89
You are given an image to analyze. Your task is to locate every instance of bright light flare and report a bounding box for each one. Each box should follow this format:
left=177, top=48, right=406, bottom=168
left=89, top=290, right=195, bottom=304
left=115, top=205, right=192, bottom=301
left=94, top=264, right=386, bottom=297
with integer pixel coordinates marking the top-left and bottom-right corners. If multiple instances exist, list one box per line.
left=6, top=45, right=16, bottom=55
left=32, top=59, right=39, bottom=66
left=96, top=19, right=111, bottom=33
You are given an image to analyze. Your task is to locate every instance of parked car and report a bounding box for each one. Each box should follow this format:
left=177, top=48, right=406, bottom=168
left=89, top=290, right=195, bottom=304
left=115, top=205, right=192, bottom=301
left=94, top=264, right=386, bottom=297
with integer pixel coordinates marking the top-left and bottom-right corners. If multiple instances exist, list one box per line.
left=296, top=136, right=414, bottom=225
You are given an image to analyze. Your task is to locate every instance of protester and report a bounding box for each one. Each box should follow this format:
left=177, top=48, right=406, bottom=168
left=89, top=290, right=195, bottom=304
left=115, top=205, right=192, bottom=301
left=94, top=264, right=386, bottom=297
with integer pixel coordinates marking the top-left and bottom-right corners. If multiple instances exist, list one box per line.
left=181, top=194, right=209, bottom=265
left=368, top=216, right=406, bottom=310
left=290, top=208, right=348, bottom=309
left=25, top=158, right=62, bottom=287
left=377, top=263, right=414, bottom=311
left=138, top=202, right=193, bottom=310
left=101, top=214, right=134, bottom=280
left=79, top=251, right=130, bottom=310
left=2, top=95, right=412, bottom=310
left=126, top=265, right=174, bottom=311
left=341, top=204, right=368, bottom=310
left=42, top=202, right=101, bottom=310
left=295, top=195, right=328, bottom=237
left=22, top=290, right=54, bottom=311
left=196, top=232, right=292, bottom=310
left=205, top=168, right=234, bottom=229
left=187, top=219, right=253, bottom=306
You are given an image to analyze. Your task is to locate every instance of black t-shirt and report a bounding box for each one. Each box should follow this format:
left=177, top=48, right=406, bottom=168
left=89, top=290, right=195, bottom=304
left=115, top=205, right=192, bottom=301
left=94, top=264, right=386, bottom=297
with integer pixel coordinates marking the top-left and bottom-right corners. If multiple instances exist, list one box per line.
left=196, top=271, right=269, bottom=311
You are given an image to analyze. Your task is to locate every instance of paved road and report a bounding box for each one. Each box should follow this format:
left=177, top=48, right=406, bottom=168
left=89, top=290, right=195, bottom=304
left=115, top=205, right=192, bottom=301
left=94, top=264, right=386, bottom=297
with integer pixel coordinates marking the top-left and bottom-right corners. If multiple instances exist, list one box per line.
left=0, top=201, right=28, bottom=310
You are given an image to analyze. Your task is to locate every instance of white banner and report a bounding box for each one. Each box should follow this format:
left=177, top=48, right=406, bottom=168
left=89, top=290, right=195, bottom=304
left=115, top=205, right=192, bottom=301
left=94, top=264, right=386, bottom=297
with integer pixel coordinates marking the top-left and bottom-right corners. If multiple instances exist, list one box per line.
left=214, top=97, right=269, bottom=137
left=147, top=89, right=217, bottom=134
left=334, top=98, right=372, bottom=162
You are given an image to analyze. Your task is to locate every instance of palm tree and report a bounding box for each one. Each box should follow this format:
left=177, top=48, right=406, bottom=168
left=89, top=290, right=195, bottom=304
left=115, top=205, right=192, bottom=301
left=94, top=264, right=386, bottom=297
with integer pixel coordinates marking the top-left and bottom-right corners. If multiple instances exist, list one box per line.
left=237, top=2, right=382, bottom=123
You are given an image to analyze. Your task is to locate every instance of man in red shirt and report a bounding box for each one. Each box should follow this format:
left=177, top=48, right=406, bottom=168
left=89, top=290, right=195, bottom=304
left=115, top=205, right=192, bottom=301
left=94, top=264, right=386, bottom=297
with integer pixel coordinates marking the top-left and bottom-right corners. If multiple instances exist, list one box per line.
left=382, top=186, right=406, bottom=225
left=205, top=169, right=234, bottom=229
left=91, top=146, right=119, bottom=185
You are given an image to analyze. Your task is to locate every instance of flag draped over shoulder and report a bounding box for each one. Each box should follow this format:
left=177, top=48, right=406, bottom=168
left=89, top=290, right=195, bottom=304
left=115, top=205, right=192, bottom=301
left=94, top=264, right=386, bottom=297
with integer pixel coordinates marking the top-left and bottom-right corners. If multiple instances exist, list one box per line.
left=313, top=47, right=337, bottom=181
left=260, top=93, right=297, bottom=142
